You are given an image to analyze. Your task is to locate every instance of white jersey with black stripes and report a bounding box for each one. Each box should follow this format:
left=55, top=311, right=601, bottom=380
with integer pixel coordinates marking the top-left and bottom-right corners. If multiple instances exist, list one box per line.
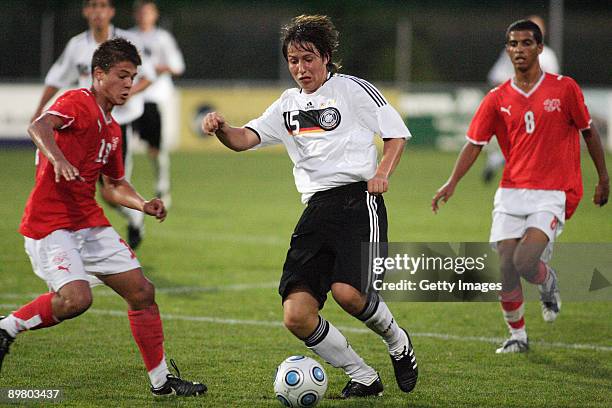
left=245, top=73, right=411, bottom=203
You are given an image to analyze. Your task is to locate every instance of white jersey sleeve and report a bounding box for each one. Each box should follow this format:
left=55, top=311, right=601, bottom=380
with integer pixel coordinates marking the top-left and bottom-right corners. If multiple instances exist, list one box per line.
left=160, top=29, right=185, bottom=75
left=44, top=37, right=80, bottom=88
left=347, top=77, right=411, bottom=140
left=244, top=96, right=286, bottom=149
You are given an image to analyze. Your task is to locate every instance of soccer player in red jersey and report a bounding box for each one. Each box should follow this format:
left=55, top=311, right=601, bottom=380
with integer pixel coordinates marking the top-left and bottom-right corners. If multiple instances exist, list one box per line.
left=0, top=38, right=205, bottom=396
left=432, top=20, right=609, bottom=353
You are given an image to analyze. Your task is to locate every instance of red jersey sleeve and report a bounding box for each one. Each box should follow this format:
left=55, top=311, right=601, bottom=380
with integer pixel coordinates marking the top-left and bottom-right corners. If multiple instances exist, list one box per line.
left=46, top=90, right=89, bottom=130
left=466, top=90, right=498, bottom=145
left=565, top=78, right=591, bottom=131
left=102, top=127, right=125, bottom=180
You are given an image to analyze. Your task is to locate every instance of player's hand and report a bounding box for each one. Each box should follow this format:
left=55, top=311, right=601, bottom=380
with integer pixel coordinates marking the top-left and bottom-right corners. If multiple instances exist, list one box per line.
left=143, top=198, right=167, bottom=222
left=432, top=181, right=456, bottom=213
left=593, top=178, right=609, bottom=207
left=367, top=174, right=389, bottom=195
left=52, top=157, right=85, bottom=183
left=202, top=112, right=226, bottom=135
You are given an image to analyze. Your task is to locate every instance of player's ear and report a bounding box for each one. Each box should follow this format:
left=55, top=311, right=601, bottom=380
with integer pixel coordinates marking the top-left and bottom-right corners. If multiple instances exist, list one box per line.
left=93, top=66, right=106, bottom=83
left=537, top=42, right=544, bottom=54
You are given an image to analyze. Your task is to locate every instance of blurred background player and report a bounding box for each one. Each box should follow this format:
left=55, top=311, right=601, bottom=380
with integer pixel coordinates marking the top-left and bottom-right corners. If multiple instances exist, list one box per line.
left=432, top=20, right=609, bottom=353
left=31, top=0, right=155, bottom=249
left=203, top=15, right=418, bottom=398
left=0, top=38, right=206, bottom=396
left=130, top=0, right=185, bottom=207
left=482, top=15, right=560, bottom=183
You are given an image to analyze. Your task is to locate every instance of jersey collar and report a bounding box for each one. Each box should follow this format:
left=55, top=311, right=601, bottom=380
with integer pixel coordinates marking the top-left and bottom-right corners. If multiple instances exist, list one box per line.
left=87, top=25, right=116, bottom=44
left=510, top=71, right=546, bottom=98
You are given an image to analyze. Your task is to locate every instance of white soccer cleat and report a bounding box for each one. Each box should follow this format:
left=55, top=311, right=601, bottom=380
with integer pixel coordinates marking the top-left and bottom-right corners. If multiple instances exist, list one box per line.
left=495, top=337, right=529, bottom=354
left=538, top=267, right=561, bottom=323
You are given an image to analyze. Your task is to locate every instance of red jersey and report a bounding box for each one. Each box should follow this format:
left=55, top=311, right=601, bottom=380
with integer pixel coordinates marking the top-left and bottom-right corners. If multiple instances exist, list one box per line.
left=467, top=73, right=591, bottom=219
left=20, top=89, right=124, bottom=239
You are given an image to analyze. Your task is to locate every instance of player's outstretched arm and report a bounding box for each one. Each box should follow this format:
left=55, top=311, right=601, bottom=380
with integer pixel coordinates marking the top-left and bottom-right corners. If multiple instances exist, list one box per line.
left=28, top=114, right=84, bottom=183
left=582, top=126, right=610, bottom=206
left=432, top=142, right=483, bottom=213
left=101, top=176, right=167, bottom=221
left=31, top=86, right=60, bottom=123
left=201, top=112, right=260, bottom=152
left=368, top=138, right=406, bottom=194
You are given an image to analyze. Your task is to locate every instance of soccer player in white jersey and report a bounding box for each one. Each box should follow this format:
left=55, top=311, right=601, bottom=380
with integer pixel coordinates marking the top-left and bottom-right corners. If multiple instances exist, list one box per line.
left=202, top=15, right=418, bottom=398
left=31, top=0, right=155, bottom=249
left=130, top=0, right=185, bottom=207
left=432, top=20, right=609, bottom=353
left=482, top=16, right=560, bottom=183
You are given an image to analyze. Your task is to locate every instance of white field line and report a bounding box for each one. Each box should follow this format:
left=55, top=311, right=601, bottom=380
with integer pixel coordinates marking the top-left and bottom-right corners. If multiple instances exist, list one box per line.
left=0, top=303, right=610, bottom=353
left=0, top=281, right=279, bottom=299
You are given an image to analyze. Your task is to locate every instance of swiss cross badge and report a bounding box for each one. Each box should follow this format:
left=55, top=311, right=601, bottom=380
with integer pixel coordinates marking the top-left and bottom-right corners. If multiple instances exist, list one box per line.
left=543, top=99, right=561, bottom=112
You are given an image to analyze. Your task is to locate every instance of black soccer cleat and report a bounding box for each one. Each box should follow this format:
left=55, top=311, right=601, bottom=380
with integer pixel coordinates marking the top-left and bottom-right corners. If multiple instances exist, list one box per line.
left=150, top=359, right=207, bottom=397
left=0, top=316, right=15, bottom=373
left=390, top=328, right=418, bottom=393
left=127, top=224, right=143, bottom=250
left=341, top=375, right=383, bottom=399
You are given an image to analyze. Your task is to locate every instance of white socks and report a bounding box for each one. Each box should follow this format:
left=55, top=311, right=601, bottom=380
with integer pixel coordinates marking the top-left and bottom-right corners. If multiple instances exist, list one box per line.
left=358, top=292, right=405, bottom=356
left=304, top=316, right=378, bottom=386
left=149, top=357, right=171, bottom=389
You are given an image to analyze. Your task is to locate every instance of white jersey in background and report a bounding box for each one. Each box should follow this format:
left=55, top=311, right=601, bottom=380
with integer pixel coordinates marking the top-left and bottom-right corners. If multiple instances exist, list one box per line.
left=487, top=45, right=559, bottom=85
left=245, top=73, right=411, bottom=203
left=128, top=26, right=185, bottom=104
left=44, top=25, right=157, bottom=125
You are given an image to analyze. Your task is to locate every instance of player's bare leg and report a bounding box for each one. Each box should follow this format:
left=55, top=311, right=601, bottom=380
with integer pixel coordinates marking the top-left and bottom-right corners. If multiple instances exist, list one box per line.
left=0, top=280, right=92, bottom=371
left=283, top=289, right=381, bottom=398
left=496, top=239, right=529, bottom=353
left=332, top=283, right=418, bottom=394
left=98, top=269, right=206, bottom=396
left=514, top=228, right=560, bottom=322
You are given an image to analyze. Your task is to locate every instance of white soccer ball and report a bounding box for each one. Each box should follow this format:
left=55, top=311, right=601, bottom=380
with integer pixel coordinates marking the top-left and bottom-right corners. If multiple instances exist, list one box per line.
left=273, top=356, right=328, bottom=407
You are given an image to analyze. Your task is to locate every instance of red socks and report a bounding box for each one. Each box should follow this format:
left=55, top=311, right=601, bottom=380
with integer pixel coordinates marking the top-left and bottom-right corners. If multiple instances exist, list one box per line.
left=12, top=292, right=59, bottom=331
left=128, top=304, right=165, bottom=371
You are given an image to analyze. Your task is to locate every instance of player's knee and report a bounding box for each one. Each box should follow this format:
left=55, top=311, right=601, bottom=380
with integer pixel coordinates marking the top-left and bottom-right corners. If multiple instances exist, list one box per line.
left=127, top=280, right=156, bottom=310
left=283, top=310, right=308, bottom=335
left=61, top=291, right=93, bottom=318
left=513, top=257, right=537, bottom=279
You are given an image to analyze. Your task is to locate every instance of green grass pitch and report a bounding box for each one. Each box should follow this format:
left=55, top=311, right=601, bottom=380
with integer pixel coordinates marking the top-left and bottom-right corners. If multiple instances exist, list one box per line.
left=1, top=147, right=610, bottom=407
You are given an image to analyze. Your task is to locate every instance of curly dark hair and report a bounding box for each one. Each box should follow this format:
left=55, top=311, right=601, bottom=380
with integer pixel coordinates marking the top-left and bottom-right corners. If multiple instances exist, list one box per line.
left=91, top=37, right=141, bottom=74
left=281, top=15, right=341, bottom=73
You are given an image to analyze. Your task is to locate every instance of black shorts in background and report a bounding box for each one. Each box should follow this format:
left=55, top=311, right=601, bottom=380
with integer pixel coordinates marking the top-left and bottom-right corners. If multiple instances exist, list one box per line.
left=132, top=102, right=162, bottom=149
left=279, top=181, right=388, bottom=309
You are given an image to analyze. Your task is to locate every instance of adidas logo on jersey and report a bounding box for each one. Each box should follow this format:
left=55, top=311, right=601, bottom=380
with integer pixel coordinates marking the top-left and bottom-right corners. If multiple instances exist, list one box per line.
left=305, top=101, right=314, bottom=110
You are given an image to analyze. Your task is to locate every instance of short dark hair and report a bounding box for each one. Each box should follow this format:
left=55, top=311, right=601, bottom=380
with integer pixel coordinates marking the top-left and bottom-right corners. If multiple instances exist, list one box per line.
left=133, top=0, right=156, bottom=11
left=506, top=19, right=543, bottom=44
left=281, top=15, right=341, bottom=73
left=83, top=0, right=114, bottom=7
left=91, top=38, right=141, bottom=74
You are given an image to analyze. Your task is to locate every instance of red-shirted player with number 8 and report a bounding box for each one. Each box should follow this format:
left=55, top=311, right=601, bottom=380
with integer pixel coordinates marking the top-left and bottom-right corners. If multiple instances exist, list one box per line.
left=432, top=20, right=609, bottom=353
left=0, top=38, right=205, bottom=397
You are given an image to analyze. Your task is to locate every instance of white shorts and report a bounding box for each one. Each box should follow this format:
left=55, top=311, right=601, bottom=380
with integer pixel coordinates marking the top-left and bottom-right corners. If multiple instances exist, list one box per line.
left=490, top=188, right=565, bottom=263
left=24, top=227, right=141, bottom=292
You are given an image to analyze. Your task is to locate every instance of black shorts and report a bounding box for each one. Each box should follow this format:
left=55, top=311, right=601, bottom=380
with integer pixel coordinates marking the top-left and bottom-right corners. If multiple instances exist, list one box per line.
left=279, top=181, right=388, bottom=308
left=132, top=102, right=162, bottom=149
